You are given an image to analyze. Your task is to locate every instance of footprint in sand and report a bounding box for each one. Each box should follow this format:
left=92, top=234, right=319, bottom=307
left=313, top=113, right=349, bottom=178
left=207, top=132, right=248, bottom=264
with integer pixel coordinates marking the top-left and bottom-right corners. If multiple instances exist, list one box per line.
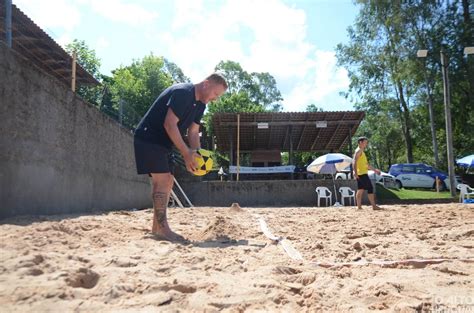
left=272, top=266, right=302, bottom=275
left=110, top=257, right=138, bottom=268
left=284, top=272, right=317, bottom=286
left=105, top=283, right=136, bottom=299
left=65, top=268, right=100, bottom=289
left=21, top=267, right=44, bottom=276
left=14, top=254, right=44, bottom=270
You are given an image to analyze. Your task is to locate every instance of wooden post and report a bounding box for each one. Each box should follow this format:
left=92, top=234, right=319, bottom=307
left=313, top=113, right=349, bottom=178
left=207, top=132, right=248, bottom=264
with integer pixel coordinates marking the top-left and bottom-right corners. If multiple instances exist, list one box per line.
left=348, top=125, right=353, bottom=179
left=71, top=51, right=77, bottom=92
left=289, top=125, right=293, bottom=180
left=436, top=176, right=440, bottom=193
left=237, top=114, right=240, bottom=182
left=229, top=131, right=233, bottom=181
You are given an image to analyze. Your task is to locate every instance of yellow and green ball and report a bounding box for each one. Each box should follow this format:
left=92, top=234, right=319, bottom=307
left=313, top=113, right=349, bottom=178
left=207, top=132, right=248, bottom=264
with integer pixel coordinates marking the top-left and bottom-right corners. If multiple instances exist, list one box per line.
left=193, top=149, right=213, bottom=176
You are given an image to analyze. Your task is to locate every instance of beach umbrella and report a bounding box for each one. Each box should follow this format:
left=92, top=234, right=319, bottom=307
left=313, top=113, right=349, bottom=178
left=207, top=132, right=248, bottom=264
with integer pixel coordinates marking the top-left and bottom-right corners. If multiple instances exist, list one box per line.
left=456, top=154, right=474, bottom=169
left=307, top=153, right=353, bottom=173
left=307, top=153, right=353, bottom=206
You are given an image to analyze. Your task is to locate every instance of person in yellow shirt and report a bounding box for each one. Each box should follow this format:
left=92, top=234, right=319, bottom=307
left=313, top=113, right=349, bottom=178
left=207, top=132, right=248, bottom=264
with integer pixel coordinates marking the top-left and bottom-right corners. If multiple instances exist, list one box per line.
left=353, top=137, right=382, bottom=210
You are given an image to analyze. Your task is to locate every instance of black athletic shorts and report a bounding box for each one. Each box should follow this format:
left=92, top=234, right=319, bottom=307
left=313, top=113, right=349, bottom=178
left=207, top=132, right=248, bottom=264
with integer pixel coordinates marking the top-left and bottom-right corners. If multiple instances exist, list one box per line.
left=134, top=137, right=175, bottom=175
left=357, top=174, right=373, bottom=194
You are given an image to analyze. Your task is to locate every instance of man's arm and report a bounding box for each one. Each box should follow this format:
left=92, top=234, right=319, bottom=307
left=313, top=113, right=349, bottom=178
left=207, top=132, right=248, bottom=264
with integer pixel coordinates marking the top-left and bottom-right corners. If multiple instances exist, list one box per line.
left=353, top=150, right=361, bottom=179
left=163, top=108, right=198, bottom=172
left=187, top=122, right=201, bottom=150
left=368, top=164, right=381, bottom=175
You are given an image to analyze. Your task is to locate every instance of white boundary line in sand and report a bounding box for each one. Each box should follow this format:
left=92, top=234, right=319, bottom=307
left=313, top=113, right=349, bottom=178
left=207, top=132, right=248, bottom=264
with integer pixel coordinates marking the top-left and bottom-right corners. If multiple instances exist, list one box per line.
left=311, top=258, right=474, bottom=268
left=254, top=214, right=474, bottom=268
left=256, top=215, right=304, bottom=261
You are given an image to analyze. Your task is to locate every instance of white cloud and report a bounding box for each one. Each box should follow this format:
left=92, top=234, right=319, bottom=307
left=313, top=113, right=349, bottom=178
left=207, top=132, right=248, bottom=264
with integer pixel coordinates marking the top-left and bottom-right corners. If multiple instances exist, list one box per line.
left=84, top=0, right=159, bottom=26
left=13, top=0, right=80, bottom=49
left=13, top=0, right=352, bottom=111
left=156, top=0, right=351, bottom=111
left=13, top=0, right=81, bottom=31
left=56, top=33, right=73, bottom=49
left=284, top=51, right=350, bottom=112
left=95, top=36, right=110, bottom=51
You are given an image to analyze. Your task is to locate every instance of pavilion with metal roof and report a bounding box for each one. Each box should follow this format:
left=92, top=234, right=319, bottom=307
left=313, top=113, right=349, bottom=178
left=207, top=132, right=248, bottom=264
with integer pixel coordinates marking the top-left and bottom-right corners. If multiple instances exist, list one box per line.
left=0, top=3, right=100, bottom=87
left=211, top=111, right=365, bottom=178
left=212, top=111, right=365, bottom=179
left=212, top=111, right=364, bottom=151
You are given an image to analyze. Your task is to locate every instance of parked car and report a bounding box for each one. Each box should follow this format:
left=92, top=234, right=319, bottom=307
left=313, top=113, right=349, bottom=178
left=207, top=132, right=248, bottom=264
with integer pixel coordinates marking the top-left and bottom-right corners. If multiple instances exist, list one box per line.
left=388, top=163, right=461, bottom=190
left=335, top=168, right=396, bottom=187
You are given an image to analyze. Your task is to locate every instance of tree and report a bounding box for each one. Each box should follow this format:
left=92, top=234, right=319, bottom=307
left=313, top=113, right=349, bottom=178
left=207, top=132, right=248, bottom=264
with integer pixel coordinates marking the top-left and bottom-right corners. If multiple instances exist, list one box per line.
left=163, top=58, right=190, bottom=84
left=65, top=39, right=102, bottom=105
left=108, top=54, right=175, bottom=128
left=204, top=60, right=283, bottom=169
left=337, top=2, right=419, bottom=163
left=214, top=60, right=283, bottom=111
left=337, top=1, right=474, bottom=169
left=204, top=60, right=283, bottom=132
left=305, top=104, right=323, bottom=112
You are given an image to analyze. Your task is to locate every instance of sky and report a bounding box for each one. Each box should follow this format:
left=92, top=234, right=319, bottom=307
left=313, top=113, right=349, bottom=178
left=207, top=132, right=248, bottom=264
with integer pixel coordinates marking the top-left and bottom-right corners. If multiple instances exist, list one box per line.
left=13, top=0, right=360, bottom=112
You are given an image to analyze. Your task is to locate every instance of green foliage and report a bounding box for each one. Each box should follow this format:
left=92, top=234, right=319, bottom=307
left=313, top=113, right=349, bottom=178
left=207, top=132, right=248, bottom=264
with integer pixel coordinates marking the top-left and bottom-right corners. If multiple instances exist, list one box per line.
left=214, top=60, right=283, bottom=111
left=204, top=60, right=283, bottom=135
left=108, top=54, right=174, bottom=128
left=163, top=58, right=190, bottom=83
left=305, top=104, right=323, bottom=112
left=65, top=39, right=102, bottom=105
left=202, top=60, right=284, bottom=169
left=337, top=1, right=474, bottom=171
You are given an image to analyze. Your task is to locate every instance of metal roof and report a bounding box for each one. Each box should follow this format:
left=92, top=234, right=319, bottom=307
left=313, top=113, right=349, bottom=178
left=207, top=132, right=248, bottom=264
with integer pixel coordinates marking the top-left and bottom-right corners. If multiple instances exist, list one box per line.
left=0, top=3, right=100, bottom=87
left=211, top=111, right=365, bottom=152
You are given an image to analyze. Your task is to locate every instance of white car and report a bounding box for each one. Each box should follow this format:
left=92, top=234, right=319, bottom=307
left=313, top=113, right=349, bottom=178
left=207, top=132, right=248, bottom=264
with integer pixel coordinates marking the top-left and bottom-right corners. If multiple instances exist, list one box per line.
left=389, top=163, right=463, bottom=190
left=335, top=169, right=397, bottom=187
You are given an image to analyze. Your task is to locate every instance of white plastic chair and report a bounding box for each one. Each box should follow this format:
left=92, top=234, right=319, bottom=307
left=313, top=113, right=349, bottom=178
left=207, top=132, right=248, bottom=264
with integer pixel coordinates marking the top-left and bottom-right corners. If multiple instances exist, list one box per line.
left=315, top=187, right=332, bottom=207
left=458, top=184, right=474, bottom=203
left=339, top=187, right=356, bottom=206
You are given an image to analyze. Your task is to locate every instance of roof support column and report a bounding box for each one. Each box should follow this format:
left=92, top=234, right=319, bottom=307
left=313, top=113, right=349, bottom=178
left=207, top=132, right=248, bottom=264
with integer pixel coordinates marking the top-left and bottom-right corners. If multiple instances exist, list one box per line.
left=348, top=125, right=353, bottom=179
left=289, top=126, right=294, bottom=179
left=229, top=130, right=234, bottom=181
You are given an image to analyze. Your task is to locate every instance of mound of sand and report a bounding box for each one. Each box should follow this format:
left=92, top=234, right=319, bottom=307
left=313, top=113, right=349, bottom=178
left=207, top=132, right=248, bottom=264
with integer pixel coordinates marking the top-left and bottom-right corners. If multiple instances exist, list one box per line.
left=229, top=202, right=245, bottom=212
left=195, top=215, right=243, bottom=242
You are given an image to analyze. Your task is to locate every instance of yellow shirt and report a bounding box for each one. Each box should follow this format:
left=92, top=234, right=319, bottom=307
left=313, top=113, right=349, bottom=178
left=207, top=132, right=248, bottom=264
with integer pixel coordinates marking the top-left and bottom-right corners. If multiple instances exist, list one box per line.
left=355, top=148, right=369, bottom=175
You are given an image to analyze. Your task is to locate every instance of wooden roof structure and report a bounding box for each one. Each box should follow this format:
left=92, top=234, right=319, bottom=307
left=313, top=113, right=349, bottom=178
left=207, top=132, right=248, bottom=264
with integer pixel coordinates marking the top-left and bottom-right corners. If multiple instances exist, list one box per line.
left=0, top=3, right=99, bottom=87
left=211, top=111, right=365, bottom=152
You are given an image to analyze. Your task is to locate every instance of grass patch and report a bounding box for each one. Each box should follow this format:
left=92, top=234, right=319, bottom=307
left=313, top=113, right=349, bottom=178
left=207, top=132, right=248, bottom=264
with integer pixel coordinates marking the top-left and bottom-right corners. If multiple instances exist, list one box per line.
left=376, top=184, right=453, bottom=200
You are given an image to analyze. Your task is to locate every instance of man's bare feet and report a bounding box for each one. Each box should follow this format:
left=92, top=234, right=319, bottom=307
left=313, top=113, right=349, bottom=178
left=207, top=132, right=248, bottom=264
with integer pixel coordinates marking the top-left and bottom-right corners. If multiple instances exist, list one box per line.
left=357, top=206, right=363, bottom=210
left=372, top=205, right=383, bottom=210
left=151, top=228, right=186, bottom=242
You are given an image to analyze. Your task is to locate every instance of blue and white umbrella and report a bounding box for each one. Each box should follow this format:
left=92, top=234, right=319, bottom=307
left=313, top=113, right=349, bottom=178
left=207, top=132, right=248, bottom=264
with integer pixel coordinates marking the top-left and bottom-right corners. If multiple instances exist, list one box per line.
left=307, top=153, right=353, bottom=174
left=456, top=154, right=474, bottom=169
left=307, top=153, right=353, bottom=206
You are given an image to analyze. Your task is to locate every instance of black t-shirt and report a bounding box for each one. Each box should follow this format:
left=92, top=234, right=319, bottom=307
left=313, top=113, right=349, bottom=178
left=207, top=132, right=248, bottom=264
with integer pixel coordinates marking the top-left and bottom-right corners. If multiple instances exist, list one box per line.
left=134, top=83, right=206, bottom=148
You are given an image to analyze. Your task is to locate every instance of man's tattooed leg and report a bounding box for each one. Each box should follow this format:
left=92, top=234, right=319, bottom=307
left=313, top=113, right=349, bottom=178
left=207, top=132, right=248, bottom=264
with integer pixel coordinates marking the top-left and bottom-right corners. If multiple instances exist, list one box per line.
left=152, top=192, right=169, bottom=228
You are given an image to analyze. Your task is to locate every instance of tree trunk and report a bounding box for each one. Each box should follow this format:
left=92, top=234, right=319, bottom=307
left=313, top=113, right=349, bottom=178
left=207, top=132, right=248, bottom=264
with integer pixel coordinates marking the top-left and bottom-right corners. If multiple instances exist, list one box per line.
left=462, top=0, right=474, bottom=105
left=396, top=81, right=414, bottom=163
left=386, top=136, right=392, bottom=169
left=425, top=79, right=440, bottom=168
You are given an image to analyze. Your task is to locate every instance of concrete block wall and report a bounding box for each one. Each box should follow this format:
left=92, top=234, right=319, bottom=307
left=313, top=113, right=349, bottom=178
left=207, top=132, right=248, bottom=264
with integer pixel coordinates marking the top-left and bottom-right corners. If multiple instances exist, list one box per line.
left=181, top=179, right=368, bottom=207
left=0, top=43, right=151, bottom=218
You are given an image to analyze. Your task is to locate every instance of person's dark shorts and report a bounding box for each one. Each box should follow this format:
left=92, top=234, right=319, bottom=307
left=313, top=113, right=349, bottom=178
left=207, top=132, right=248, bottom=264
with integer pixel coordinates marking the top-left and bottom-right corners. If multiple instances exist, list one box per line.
left=134, top=137, right=175, bottom=175
left=357, top=174, right=373, bottom=194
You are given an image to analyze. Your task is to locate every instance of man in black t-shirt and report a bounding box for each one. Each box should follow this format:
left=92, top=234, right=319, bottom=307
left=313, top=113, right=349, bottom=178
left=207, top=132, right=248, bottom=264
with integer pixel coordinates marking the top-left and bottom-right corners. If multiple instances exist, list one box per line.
left=134, top=73, right=227, bottom=241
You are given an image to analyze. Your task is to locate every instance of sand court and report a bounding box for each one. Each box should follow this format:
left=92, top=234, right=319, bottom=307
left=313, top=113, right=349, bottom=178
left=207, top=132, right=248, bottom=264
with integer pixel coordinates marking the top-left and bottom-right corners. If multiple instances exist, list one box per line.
left=0, top=203, right=473, bottom=312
